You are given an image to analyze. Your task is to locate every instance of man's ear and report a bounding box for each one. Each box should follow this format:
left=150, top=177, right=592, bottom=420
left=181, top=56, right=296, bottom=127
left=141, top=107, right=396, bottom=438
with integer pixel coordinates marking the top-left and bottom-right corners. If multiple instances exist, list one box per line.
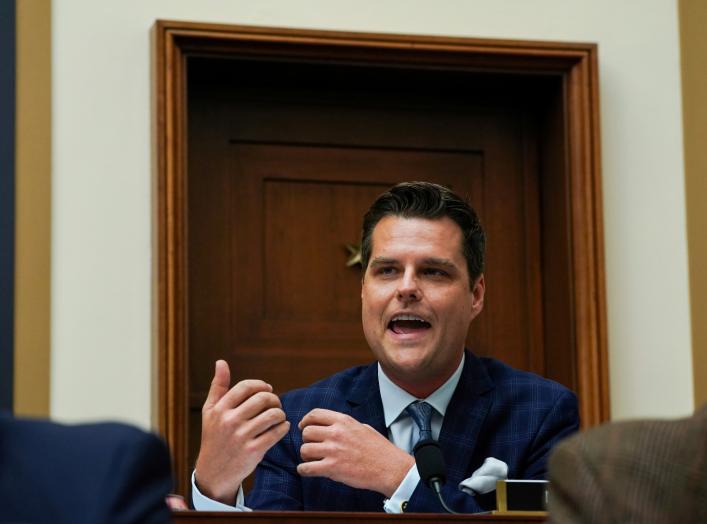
left=470, top=274, right=485, bottom=317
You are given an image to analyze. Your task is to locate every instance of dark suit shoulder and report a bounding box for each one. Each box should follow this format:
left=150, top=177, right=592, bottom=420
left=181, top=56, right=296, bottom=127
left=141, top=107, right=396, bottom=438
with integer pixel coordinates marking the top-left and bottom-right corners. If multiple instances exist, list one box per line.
left=478, top=356, right=575, bottom=398
left=0, top=416, right=172, bottom=524
left=3, top=416, right=167, bottom=462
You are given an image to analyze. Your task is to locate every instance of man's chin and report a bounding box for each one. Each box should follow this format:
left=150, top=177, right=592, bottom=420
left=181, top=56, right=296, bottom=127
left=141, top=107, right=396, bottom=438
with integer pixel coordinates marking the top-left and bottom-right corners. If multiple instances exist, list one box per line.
left=382, top=355, right=431, bottom=381
left=383, top=363, right=440, bottom=398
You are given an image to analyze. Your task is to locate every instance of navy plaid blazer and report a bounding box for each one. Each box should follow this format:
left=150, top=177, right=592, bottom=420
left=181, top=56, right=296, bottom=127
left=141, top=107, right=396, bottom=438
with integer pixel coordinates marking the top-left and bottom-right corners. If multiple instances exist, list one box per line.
left=247, top=350, right=579, bottom=513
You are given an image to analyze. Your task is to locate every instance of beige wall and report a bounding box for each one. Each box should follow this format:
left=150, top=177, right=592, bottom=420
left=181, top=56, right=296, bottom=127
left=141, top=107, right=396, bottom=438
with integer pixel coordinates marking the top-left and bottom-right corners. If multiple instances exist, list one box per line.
left=14, top=0, right=51, bottom=416
left=34, top=0, right=696, bottom=429
left=680, top=0, right=707, bottom=409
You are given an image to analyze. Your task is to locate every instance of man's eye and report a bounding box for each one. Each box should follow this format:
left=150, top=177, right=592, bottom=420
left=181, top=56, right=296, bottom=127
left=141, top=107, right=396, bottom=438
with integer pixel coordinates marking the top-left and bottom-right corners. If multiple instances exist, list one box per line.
left=377, top=267, right=396, bottom=276
left=423, top=268, right=448, bottom=277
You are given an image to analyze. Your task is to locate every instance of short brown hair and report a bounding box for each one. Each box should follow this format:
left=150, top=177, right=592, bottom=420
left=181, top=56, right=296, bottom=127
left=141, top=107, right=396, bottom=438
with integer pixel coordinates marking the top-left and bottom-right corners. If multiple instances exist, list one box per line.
left=360, top=181, right=485, bottom=283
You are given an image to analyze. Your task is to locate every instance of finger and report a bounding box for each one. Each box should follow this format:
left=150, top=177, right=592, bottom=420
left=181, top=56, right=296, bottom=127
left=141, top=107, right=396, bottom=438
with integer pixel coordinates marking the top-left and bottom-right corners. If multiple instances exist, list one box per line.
left=237, top=406, right=288, bottom=440
left=203, top=360, right=230, bottom=409
left=233, top=390, right=283, bottom=422
left=217, top=379, right=273, bottom=411
left=248, top=419, right=290, bottom=457
left=301, top=424, right=330, bottom=443
left=297, top=458, right=330, bottom=478
left=299, top=442, right=327, bottom=462
left=298, top=408, right=343, bottom=430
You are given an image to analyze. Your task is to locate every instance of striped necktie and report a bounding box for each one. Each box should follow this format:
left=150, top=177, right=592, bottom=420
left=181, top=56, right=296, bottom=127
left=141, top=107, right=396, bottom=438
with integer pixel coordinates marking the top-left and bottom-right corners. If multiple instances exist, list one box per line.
left=405, top=400, right=434, bottom=447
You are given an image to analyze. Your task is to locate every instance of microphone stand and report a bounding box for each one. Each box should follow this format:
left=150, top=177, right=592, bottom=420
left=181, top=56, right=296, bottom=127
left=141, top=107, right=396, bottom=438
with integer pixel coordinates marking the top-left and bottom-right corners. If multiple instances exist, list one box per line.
left=413, top=439, right=458, bottom=514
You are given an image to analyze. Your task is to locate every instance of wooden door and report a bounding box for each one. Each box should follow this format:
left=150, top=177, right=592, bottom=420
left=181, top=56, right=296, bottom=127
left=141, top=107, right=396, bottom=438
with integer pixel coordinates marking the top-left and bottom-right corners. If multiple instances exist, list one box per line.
left=154, top=20, right=609, bottom=497
left=186, top=57, right=551, bottom=479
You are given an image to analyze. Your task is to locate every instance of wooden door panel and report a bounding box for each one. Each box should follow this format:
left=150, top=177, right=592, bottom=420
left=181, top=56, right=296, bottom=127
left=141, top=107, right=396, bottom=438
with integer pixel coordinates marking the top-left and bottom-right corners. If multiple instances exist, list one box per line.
left=475, top=115, right=543, bottom=372
left=192, top=144, right=487, bottom=396
left=234, top=144, right=482, bottom=331
left=189, top=136, right=542, bottom=400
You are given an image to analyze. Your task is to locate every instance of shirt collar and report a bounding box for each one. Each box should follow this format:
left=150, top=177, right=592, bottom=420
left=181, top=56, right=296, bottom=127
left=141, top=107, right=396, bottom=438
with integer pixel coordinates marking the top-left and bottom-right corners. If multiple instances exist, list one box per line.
left=377, top=353, right=465, bottom=428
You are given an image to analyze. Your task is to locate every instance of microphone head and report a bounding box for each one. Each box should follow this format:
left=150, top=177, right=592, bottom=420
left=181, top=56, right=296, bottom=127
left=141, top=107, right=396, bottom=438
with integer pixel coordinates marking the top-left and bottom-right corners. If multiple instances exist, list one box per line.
left=413, top=438, right=447, bottom=487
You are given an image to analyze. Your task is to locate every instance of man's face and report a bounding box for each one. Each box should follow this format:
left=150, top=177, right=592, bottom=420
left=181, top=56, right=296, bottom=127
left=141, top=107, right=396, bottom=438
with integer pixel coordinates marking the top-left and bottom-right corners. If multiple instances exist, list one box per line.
left=361, top=216, right=485, bottom=397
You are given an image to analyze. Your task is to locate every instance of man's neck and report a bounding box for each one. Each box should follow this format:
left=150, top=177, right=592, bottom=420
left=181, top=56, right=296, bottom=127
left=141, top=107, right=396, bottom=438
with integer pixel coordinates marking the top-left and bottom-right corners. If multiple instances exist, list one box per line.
left=383, top=356, right=465, bottom=399
left=377, top=354, right=465, bottom=428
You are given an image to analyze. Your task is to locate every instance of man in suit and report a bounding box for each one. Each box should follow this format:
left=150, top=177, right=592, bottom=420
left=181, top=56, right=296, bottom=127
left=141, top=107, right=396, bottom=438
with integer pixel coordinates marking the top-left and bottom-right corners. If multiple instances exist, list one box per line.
left=0, top=413, right=173, bottom=523
left=192, top=181, right=579, bottom=513
left=548, top=404, right=707, bottom=523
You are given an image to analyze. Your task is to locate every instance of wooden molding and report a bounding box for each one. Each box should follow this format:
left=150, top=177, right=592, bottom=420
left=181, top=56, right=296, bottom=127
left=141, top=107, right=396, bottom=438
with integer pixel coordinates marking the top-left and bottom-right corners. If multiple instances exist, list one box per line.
left=153, top=20, right=608, bottom=495
left=14, top=0, right=52, bottom=417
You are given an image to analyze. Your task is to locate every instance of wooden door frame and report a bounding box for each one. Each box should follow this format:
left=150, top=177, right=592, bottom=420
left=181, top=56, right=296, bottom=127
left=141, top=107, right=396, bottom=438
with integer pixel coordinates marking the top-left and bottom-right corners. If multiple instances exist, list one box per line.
left=153, top=20, right=608, bottom=494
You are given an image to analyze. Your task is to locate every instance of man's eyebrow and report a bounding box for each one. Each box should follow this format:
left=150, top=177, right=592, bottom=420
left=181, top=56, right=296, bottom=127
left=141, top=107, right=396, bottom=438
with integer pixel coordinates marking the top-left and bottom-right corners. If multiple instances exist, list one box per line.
left=422, top=258, right=458, bottom=268
left=369, top=257, right=398, bottom=266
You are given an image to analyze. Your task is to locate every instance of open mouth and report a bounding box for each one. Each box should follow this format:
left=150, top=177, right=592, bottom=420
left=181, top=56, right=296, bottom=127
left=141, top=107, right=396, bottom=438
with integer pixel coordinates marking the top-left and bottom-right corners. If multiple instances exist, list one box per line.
left=388, top=314, right=432, bottom=335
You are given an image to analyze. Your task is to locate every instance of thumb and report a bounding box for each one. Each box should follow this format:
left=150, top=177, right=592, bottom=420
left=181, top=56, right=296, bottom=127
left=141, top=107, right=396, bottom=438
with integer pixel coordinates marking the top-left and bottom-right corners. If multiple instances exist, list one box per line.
left=204, top=359, right=230, bottom=409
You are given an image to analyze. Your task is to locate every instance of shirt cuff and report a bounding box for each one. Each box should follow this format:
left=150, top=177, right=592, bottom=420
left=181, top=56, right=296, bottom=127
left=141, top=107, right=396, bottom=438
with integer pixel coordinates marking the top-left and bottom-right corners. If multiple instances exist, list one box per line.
left=191, top=471, right=252, bottom=512
left=383, top=463, right=420, bottom=513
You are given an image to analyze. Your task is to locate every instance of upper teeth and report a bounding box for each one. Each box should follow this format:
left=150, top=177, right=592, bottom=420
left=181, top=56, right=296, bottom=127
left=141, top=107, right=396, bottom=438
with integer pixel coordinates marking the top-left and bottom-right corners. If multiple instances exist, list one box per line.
left=392, top=314, right=426, bottom=322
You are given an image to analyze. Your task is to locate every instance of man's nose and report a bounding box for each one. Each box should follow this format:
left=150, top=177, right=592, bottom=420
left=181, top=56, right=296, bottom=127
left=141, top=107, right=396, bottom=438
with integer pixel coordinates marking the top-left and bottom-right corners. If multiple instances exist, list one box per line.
left=396, top=271, right=421, bottom=301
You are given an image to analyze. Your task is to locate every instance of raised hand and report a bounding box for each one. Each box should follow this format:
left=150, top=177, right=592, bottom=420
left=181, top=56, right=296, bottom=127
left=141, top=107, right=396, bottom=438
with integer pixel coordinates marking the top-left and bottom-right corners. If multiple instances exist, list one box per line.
left=297, top=408, right=414, bottom=497
left=194, top=360, right=290, bottom=504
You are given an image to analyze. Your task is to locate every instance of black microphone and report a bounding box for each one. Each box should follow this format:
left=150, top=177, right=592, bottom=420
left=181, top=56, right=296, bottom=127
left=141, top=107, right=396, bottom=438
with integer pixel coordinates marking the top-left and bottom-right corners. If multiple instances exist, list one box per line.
left=413, top=439, right=457, bottom=514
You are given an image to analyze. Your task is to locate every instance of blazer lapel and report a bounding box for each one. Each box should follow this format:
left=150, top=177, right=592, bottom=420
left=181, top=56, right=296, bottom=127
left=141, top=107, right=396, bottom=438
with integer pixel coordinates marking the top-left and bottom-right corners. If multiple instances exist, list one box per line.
left=347, top=363, right=388, bottom=511
left=347, top=362, right=387, bottom=434
left=438, top=350, right=495, bottom=485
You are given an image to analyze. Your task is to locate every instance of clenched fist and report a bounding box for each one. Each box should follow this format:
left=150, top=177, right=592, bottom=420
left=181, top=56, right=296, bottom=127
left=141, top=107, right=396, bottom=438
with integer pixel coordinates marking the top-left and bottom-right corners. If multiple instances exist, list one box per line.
left=297, top=408, right=414, bottom=497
